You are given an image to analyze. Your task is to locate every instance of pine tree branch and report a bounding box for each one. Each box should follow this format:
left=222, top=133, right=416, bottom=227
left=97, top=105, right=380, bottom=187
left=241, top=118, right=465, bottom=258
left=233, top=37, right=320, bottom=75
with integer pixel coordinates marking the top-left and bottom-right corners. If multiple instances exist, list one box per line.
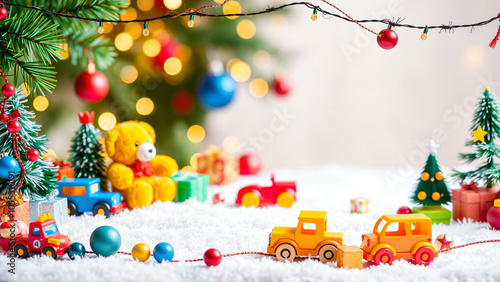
left=51, top=0, right=127, bottom=20
left=64, top=28, right=117, bottom=69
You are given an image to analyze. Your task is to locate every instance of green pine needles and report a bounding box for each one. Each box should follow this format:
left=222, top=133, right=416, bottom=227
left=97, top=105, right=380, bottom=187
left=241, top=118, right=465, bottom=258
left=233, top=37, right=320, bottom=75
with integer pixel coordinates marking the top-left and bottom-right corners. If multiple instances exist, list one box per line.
left=453, top=88, right=500, bottom=187
left=412, top=153, right=451, bottom=206
left=0, top=89, right=58, bottom=199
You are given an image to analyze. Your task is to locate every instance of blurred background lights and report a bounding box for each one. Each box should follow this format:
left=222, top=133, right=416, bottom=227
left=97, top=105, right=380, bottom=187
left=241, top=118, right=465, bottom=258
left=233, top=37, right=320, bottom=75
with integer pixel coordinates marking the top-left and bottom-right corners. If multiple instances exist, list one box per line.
left=137, top=0, right=154, bottom=11
left=236, top=20, right=256, bottom=39
left=226, top=58, right=239, bottom=72
left=124, top=22, right=142, bottom=39
left=98, top=112, right=117, bottom=131
left=466, top=45, right=485, bottom=63
left=143, top=39, right=161, bottom=57
left=120, top=7, right=138, bottom=21
left=230, top=60, right=251, bottom=82
left=253, top=50, right=271, bottom=69
left=136, top=97, right=154, bottom=115
left=214, top=0, right=224, bottom=3
left=164, top=0, right=182, bottom=10
left=249, top=78, right=269, bottom=98
left=223, top=1, right=241, bottom=20
left=187, top=125, right=205, bottom=143
left=56, top=44, right=69, bottom=60
left=181, top=166, right=197, bottom=173
left=115, top=33, right=133, bottom=51
left=222, top=136, right=240, bottom=153
left=102, top=22, right=114, bottom=34
left=190, top=153, right=201, bottom=169
left=164, top=57, right=183, bottom=75
left=20, top=83, right=29, bottom=96
left=120, top=65, right=138, bottom=83
left=33, top=96, right=49, bottom=112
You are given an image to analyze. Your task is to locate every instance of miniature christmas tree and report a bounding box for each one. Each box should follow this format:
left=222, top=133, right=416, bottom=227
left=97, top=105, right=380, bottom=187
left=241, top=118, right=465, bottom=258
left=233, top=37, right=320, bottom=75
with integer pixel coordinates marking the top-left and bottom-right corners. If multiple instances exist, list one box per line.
left=0, top=90, right=58, bottom=199
left=69, top=111, right=106, bottom=186
left=453, top=88, right=500, bottom=188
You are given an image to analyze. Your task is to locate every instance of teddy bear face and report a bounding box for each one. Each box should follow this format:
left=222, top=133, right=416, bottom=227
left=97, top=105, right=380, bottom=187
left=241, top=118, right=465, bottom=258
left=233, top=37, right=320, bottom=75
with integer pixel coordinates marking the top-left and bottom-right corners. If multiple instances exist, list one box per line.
left=105, top=121, right=158, bottom=165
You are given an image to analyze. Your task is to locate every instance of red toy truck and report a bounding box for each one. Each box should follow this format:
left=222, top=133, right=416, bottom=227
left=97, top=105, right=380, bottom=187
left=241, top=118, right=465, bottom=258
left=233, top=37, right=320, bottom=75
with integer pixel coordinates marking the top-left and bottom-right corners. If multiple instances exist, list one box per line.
left=236, top=174, right=297, bottom=208
left=0, top=213, right=71, bottom=259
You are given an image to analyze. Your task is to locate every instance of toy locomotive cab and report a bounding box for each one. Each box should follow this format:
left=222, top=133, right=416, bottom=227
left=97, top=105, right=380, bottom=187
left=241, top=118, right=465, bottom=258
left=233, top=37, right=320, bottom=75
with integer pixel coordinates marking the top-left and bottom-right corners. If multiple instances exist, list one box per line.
left=57, top=178, right=127, bottom=218
left=236, top=174, right=297, bottom=208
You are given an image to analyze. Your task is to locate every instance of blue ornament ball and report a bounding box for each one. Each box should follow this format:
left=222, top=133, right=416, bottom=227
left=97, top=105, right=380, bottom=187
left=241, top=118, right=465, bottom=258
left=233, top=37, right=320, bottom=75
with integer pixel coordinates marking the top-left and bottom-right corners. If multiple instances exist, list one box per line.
left=153, top=242, right=174, bottom=263
left=68, top=242, right=86, bottom=260
left=90, top=226, right=121, bottom=257
left=197, top=71, right=237, bottom=108
left=0, top=156, right=20, bottom=179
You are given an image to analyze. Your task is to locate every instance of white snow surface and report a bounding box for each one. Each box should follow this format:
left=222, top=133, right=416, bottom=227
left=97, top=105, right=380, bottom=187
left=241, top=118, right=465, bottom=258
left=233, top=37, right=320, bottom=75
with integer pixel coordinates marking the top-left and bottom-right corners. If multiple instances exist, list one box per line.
left=1, top=164, right=500, bottom=281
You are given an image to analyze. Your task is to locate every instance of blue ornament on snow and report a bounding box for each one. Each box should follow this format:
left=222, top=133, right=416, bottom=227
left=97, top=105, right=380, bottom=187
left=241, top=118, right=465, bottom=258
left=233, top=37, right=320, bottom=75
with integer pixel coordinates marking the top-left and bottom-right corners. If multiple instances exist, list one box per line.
left=68, top=242, right=86, bottom=260
left=153, top=242, right=174, bottom=263
left=197, top=71, right=237, bottom=108
left=0, top=156, right=20, bottom=179
left=90, top=226, right=121, bottom=257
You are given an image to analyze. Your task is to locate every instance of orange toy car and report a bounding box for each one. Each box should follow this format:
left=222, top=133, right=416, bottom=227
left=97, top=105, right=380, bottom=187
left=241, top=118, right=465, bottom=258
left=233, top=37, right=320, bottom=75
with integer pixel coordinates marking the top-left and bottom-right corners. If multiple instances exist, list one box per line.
left=361, top=214, right=438, bottom=266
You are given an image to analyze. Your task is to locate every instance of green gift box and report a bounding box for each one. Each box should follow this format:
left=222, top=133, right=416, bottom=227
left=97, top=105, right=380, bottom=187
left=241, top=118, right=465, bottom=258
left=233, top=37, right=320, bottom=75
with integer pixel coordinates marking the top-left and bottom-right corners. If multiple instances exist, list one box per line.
left=170, top=173, right=208, bottom=202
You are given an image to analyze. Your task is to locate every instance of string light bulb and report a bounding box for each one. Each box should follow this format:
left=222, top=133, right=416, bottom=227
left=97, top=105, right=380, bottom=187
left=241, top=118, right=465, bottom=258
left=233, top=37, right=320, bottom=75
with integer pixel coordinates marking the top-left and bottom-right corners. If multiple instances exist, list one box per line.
left=143, top=22, right=150, bottom=36
left=187, top=14, right=195, bottom=28
left=311, top=8, right=318, bottom=21
left=421, top=26, right=429, bottom=40
left=97, top=22, right=104, bottom=34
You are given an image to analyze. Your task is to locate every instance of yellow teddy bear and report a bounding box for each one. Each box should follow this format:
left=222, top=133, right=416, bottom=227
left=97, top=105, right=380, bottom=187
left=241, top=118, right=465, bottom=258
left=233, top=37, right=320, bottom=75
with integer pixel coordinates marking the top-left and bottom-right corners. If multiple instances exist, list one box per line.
left=105, top=121, right=178, bottom=209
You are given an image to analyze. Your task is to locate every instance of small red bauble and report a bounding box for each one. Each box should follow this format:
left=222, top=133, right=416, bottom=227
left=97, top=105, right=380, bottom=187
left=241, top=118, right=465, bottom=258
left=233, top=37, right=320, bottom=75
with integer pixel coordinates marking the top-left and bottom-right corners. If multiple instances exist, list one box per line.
left=26, top=148, right=40, bottom=162
left=204, top=248, right=222, bottom=267
left=213, top=193, right=225, bottom=204
left=0, top=7, right=7, bottom=21
left=397, top=206, right=412, bottom=214
left=74, top=70, right=109, bottom=104
left=239, top=153, right=262, bottom=175
left=2, top=83, right=15, bottom=98
left=377, top=29, right=398, bottom=50
left=273, top=76, right=291, bottom=96
left=7, top=119, right=20, bottom=133
left=487, top=200, right=500, bottom=230
left=0, top=113, right=8, bottom=122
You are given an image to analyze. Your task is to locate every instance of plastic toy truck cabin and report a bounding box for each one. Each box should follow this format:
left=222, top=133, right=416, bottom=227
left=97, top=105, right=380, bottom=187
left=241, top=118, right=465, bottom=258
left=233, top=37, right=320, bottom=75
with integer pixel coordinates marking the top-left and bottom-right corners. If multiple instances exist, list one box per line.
left=236, top=174, right=297, bottom=208
left=57, top=178, right=127, bottom=218
left=0, top=213, right=72, bottom=259
left=267, top=211, right=343, bottom=263
left=361, top=214, right=438, bottom=266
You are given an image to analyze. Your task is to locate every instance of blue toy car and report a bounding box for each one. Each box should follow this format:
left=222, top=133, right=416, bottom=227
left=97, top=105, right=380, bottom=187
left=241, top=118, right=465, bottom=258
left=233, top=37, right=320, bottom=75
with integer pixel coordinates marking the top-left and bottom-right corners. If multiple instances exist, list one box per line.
left=57, top=178, right=127, bottom=218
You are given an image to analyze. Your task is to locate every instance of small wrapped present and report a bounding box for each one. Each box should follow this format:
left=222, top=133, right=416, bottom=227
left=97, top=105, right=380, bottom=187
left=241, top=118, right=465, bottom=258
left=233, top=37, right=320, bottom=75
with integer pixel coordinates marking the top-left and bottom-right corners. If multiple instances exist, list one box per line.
left=196, top=147, right=239, bottom=185
left=0, top=193, right=29, bottom=225
left=350, top=197, right=369, bottom=214
left=55, top=160, right=74, bottom=181
left=338, top=246, right=363, bottom=269
left=171, top=173, right=209, bottom=202
left=452, top=182, right=499, bottom=222
left=29, top=197, right=68, bottom=225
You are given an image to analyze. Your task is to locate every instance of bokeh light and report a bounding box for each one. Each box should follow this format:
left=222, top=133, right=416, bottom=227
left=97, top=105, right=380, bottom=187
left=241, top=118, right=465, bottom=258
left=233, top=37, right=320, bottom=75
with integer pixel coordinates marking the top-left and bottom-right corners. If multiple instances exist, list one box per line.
left=20, top=83, right=29, bottom=96
left=223, top=1, right=241, bottom=20
left=56, top=44, right=69, bottom=60
left=237, top=20, right=256, bottom=39
left=124, top=22, right=142, bottom=39
left=164, top=0, right=182, bottom=10
left=214, top=0, right=224, bottom=3
left=137, top=0, right=154, bottom=11
left=164, top=57, right=182, bottom=75
left=230, top=60, right=251, bottom=82
left=181, top=166, right=197, bottom=173
left=136, top=97, right=154, bottom=115
left=253, top=50, right=271, bottom=69
left=179, top=45, right=192, bottom=62
left=120, top=7, right=138, bottom=21
left=120, top=65, right=138, bottom=84
left=115, top=33, right=133, bottom=51
left=249, top=78, right=269, bottom=98
left=466, top=45, right=484, bottom=63
left=98, top=112, right=117, bottom=131
left=187, top=125, right=205, bottom=143
left=33, top=96, right=49, bottom=112
left=143, top=39, right=161, bottom=57
left=226, top=58, right=239, bottom=72
left=103, top=22, right=114, bottom=34
left=222, top=136, right=240, bottom=153
left=190, top=153, right=201, bottom=169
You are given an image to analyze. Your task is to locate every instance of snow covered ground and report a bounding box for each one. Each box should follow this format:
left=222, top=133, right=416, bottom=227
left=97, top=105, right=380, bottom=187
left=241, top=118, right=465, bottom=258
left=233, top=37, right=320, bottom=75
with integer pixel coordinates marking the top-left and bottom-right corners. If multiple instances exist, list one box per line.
left=1, top=164, right=499, bottom=281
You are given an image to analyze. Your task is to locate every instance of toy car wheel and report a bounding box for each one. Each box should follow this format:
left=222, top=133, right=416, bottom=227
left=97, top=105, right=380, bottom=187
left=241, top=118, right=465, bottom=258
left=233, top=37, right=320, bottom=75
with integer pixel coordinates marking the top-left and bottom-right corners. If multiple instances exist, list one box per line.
left=414, top=247, right=434, bottom=266
left=275, top=243, right=296, bottom=262
left=241, top=192, right=260, bottom=208
left=14, top=244, right=29, bottom=258
left=93, top=202, right=111, bottom=218
left=68, top=201, right=79, bottom=216
left=374, top=248, right=394, bottom=265
left=277, top=192, right=295, bottom=208
left=318, top=244, right=338, bottom=264
left=42, top=246, right=57, bottom=259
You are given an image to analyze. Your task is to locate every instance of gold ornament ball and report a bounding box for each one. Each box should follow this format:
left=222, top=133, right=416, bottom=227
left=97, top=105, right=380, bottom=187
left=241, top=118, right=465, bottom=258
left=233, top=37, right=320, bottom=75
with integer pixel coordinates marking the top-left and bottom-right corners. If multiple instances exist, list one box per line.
left=421, top=33, right=428, bottom=40
left=432, top=192, right=441, bottom=201
left=132, top=243, right=151, bottom=262
left=418, top=191, right=427, bottom=200
left=421, top=172, right=430, bottom=181
left=434, top=234, right=454, bottom=253
left=435, top=172, right=443, bottom=181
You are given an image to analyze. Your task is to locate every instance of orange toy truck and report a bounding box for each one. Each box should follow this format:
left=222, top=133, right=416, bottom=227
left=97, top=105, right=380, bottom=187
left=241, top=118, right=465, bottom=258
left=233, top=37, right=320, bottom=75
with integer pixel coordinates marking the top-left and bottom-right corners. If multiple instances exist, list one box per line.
left=361, top=214, right=438, bottom=266
left=267, top=210, right=343, bottom=263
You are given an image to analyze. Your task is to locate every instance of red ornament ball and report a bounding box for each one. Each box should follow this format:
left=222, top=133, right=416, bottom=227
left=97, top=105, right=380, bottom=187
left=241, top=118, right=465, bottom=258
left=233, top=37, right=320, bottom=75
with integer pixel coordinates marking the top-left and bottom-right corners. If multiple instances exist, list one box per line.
left=74, top=70, right=109, bottom=104
left=213, top=193, right=225, bottom=205
left=171, top=90, right=194, bottom=115
left=397, top=206, right=412, bottom=214
left=0, top=7, right=7, bottom=21
left=26, top=148, right=40, bottom=162
left=239, top=153, right=262, bottom=175
left=377, top=29, right=398, bottom=50
left=2, top=84, right=15, bottom=98
left=7, top=119, right=20, bottom=133
left=273, top=76, right=291, bottom=96
left=487, top=200, right=500, bottom=230
left=154, top=38, right=180, bottom=70
left=204, top=249, right=222, bottom=267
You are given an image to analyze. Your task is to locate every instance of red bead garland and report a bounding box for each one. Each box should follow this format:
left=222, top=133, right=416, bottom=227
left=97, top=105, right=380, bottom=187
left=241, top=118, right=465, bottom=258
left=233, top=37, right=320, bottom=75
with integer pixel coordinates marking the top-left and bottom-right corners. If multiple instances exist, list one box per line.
left=7, top=119, right=20, bottom=133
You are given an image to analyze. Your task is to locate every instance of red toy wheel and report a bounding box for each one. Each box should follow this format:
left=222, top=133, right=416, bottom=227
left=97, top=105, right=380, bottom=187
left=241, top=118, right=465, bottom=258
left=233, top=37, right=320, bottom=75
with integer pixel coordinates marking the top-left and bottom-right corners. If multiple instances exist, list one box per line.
left=374, top=248, right=394, bottom=265
left=414, top=247, right=434, bottom=266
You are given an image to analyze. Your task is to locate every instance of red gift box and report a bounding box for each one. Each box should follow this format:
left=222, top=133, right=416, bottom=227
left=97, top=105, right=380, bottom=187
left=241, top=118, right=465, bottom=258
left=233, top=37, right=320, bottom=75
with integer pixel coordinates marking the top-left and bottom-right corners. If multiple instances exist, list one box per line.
left=452, top=182, right=499, bottom=222
left=196, top=147, right=239, bottom=185
left=0, top=193, right=30, bottom=225
left=55, top=160, right=74, bottom=181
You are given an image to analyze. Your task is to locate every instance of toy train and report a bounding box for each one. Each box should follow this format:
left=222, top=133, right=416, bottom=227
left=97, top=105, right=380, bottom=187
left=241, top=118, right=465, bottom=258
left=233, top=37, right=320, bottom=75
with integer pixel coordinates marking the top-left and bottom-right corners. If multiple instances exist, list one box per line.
left=267, top=211, right=438, bottom=268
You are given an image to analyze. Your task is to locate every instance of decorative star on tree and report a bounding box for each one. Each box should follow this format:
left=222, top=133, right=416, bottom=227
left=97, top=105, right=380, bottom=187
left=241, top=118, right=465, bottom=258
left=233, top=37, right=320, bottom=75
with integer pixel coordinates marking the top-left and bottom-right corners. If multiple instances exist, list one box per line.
left=425, top=139, right=440, bottom=156
left=472, top=125, right=488, bottom=143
